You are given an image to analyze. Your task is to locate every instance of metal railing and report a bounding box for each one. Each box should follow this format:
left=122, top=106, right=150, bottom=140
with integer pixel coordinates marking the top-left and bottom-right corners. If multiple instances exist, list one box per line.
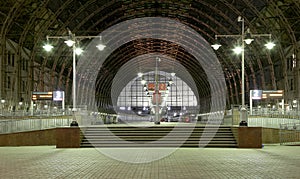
left=0, top=117, right=73, bottom=134
left=279, top=123, right=300, bottom=145
left=248, top=117, right=300, bottom=129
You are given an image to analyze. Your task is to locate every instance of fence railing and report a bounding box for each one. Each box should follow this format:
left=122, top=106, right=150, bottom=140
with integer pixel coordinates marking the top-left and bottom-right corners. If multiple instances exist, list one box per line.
left=0, top=117, right=73, bottom=134
left=248, top=117, right=300, bottom=129
left=279, top=123, right=300, bottom=145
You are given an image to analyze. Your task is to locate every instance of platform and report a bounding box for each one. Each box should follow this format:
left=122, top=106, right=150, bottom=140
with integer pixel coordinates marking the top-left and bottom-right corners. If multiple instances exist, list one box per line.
left=1, top=145, right=299, bottom=178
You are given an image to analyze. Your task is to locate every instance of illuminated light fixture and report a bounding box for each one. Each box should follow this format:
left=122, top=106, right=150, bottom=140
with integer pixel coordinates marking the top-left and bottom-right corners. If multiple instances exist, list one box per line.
left=96, top=36, right=106, bottom=51
left=75, top=47, right=83, bottom=55
left=43, top=43, right=54, bottom=52
left=211, top=40, right=222, bottom=50
left=138, top=73, right=143, bottom=77
left=233, top=46, right=243, bottom=54
left=64, top=39, right=75, bottom=47
left=141, top=78, right=146, bottom=85
left=96, top=44, right=106, bottom=51
left=244, top=28, right=254, bottom=45
left=264, top=42, right=275, bottom=50
left=211, top=36, right=222, bottom=50
left=171, top=72, right=176, bottom=76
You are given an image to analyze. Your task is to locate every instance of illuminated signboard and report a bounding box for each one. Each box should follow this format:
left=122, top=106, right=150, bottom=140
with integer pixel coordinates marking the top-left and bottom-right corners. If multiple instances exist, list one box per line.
left=32, top=92, right=53, bottom=101
left=148, top=83, right=155, bottom=91
left=53, top=91, right=64, bottom=101
left=251, top=90, right=262, bottom=100
left=147, top=83, right=167, bottom=91
left=250, top=90, right=284, bottom=100
left=262, top=90, right=284, bottom=99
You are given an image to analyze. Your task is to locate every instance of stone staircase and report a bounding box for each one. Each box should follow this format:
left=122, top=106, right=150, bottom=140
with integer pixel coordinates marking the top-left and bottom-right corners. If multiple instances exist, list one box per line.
left=80, top=125, right=237, bottom=148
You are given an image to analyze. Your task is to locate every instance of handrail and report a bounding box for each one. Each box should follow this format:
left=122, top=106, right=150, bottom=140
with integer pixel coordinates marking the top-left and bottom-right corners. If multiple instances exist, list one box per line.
left=279, top=122, right=300, bottom=145
left=0, top=117, right=73, bottom=134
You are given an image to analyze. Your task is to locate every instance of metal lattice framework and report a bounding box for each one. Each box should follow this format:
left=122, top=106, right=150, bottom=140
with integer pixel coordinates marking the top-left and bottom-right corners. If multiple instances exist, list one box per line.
left=0, top=0, right=299, bottom=112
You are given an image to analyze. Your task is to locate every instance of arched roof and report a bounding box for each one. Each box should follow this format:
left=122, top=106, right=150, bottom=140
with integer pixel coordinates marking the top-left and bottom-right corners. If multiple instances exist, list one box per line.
left=1, top=0, right=299, bottom=111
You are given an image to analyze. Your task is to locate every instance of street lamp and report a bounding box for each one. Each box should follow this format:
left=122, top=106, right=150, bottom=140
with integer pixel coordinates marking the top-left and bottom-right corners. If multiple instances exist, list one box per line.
left=154, top=57, right=161, bottom=124
left=211, top=16, right=275, bottom=126
left=43, top=30, right=106, bottom=126
left=140, top=58, right=174, bottom=125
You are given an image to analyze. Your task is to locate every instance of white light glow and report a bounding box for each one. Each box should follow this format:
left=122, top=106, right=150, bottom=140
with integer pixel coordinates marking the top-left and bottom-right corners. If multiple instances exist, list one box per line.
left=233, top=46, right=243, bottom=54
left=211, top=44, right=221, bottom=50
left=43, top=44, right=54, bottom=52
left=96, top=44, right=106, bottom=51
left=141, top=79, right=146, bottom=85
left=64, top=39, right=75, bottom=47
left=244, top=38, right=254, bottom=45
left=75, top=47, right=83, bottom=55
left=265, top=42, right=275, bottom=49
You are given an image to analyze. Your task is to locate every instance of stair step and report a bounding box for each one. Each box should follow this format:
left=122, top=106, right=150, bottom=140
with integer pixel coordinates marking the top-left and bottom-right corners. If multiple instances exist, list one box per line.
left=80, top=125, right=237, bottom=148
left=80, top=143, right=238, bottom=147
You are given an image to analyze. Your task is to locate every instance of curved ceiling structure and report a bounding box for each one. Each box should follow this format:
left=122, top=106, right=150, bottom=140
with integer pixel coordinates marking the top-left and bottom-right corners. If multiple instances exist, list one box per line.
left=0, top=0, right=299, bottom=112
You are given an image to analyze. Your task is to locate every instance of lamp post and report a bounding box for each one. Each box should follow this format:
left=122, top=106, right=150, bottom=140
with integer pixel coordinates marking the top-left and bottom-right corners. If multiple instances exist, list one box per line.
left=154, top=57, right=160, bottom=124
left=141, top=57, right=175, bottom=124
left=211, top=16, right=275, bottom=126
left=43, top=31, right=106, bottom=126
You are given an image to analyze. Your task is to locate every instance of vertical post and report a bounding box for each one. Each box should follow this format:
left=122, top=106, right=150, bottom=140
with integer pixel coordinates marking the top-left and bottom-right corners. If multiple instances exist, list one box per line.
left=1, top=99, right=4, bottom=115
left=62, top=91, right=65, bottom=115
left=70, top=37, right=78, bottom=126
left=154, top=57, right=160, bottom=124
left=239, top=17, right=248, bottom=126
left=249, top=90, right=253, bottom=115
left=0, top=45, right=2, bottom=103
left=281, top=99, right=284, bottom=114
left=241, top=18, right=245, bottom=109
left=30, top=100, right=33, bottom=116
left=72, top=42, right=76, bottom=112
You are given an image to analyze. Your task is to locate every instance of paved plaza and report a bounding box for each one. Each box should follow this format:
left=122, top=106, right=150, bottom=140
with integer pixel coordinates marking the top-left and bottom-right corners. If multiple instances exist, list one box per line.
left=0, top=145, right=299, bottom=179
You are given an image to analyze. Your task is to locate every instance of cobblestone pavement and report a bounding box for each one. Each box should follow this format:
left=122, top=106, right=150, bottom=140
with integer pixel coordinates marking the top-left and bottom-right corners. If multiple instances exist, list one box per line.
left=0, top=145, right=299, bottom=179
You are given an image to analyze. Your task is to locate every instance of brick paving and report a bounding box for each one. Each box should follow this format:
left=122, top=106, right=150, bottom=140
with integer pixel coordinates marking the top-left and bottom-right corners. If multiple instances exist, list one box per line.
left=0, top=145, right=299, bottom=178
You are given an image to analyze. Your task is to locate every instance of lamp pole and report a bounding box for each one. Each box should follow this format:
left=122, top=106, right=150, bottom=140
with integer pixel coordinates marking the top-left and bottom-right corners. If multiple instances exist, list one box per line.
left=43, top=31, right=106, bottom=126
left=211, top=16, right=275, bottom=126
left=72, top=40, right=77, bottom=124
left=240, top=17, right=247, bottom=124
left=154, top=57, right=160, bottom=125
